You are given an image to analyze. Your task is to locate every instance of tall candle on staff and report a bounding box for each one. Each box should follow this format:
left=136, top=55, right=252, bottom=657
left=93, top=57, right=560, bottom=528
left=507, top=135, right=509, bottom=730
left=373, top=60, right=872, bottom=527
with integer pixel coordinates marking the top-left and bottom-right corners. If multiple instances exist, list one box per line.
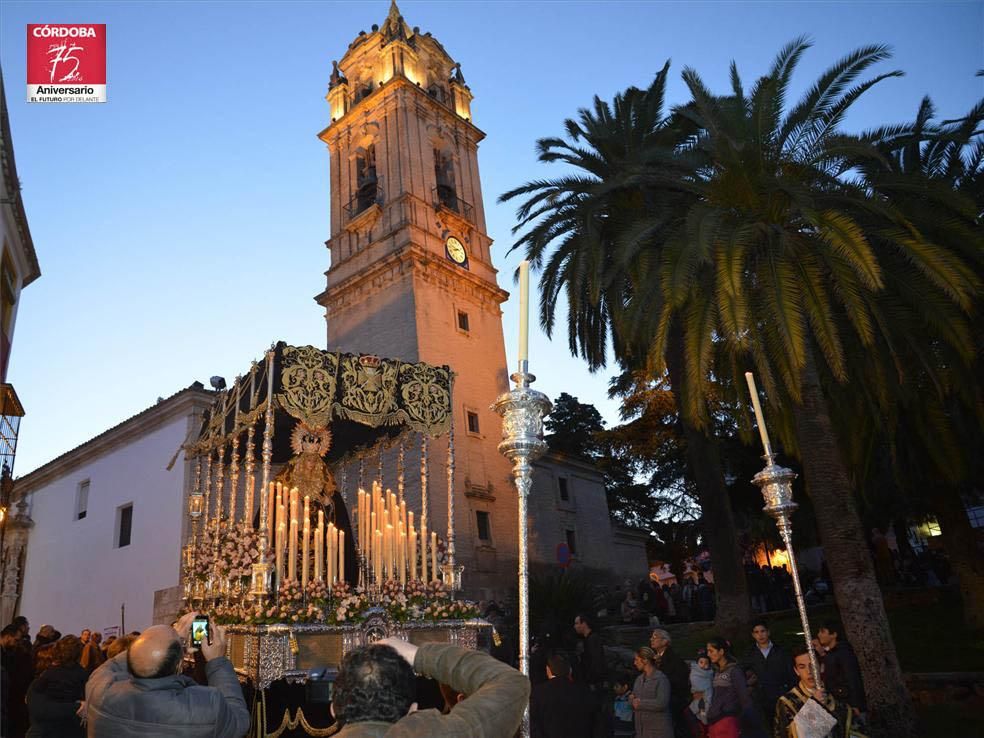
left=744, top=372, right=773, bottom=458
left=519, top=260, right=530, bottom=365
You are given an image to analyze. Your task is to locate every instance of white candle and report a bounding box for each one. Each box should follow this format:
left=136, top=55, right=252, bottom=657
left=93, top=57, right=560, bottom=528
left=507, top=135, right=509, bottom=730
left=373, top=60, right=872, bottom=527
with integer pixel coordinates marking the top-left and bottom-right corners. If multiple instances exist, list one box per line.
left=431, top=532, right=438, bottom=582
left=744, top=372, right=773, bottom=457
left=302, top=518, right=310, bottom=586
left=338, top=530, right=345, bottom=584
left=327, top=524, right=335, bottom=586
left=399, top=530, right=407, bottom=586
left=519, top=259, right=530, bottom=363
left=375, top=530, right=383, bottom=583
left=421, top=521, right=428, bottom=583
left=276, top=522, right=285, bottom=584
left=385, top=524, right=394, bottom=581
left=288, top=519, right=298, bottom=581
left=410, top=530, right=417, bottom=581
left=315, top=512, right=324, bottom=582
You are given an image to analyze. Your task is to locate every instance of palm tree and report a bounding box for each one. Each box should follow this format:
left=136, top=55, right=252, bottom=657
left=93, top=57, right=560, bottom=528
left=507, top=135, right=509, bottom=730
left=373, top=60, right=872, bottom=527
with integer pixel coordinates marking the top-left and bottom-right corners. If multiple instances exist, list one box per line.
left=499, top=63, right=752, bottom=636
left=845, top=93, right=984, bottom=629
left=646, top=41, right=980, bottom=737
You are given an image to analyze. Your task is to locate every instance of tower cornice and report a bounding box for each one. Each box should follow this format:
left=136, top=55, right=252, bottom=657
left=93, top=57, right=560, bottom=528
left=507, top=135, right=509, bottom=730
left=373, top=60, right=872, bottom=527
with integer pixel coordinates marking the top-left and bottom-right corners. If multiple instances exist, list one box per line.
left=316, top=241, right=508, bottom=315
left=318, top=74, right=484, bottom=146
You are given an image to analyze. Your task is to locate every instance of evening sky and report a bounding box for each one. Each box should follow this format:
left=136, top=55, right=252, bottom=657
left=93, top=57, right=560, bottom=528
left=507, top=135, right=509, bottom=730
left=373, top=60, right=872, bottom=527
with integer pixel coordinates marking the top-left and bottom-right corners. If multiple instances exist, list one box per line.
left=1, top=0, right=981, bottom=475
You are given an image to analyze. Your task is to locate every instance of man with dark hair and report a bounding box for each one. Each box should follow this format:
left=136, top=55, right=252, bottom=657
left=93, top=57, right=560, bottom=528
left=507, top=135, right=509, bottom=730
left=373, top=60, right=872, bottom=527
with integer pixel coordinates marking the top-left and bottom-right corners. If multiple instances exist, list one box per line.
left=573, top=614, right=608, bottom=738
left=530, top=653, right=593, bottom=738
left=816, top=620, right=866, bottom=715
left=739, top=619, right=795, bottom=726
left=775, top=644, right=854, bottom=738
left=86, top=611, right=250, bottom=737
left=333, top=642, right=418, bottom=725
left=81, top=630, right=106, bottom=673
left=2, top=621, right=33, bottom=737
left=330, top=636, right=528, bottom=736
left=573, top=613, right=606, bottom=687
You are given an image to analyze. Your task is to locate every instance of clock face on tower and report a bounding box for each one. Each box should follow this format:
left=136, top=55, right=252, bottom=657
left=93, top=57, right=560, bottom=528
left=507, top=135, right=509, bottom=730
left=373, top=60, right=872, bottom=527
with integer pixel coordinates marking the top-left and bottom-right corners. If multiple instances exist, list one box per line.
left=445, top=236, right=468, bottom=268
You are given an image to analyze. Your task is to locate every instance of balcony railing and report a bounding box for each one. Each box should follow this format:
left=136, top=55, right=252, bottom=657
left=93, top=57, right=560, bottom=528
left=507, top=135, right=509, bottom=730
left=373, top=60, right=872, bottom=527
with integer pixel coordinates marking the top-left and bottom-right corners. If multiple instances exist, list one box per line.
left=344, top=181, right=383, bottom=220
left=432, top=185, right=474, bottom=223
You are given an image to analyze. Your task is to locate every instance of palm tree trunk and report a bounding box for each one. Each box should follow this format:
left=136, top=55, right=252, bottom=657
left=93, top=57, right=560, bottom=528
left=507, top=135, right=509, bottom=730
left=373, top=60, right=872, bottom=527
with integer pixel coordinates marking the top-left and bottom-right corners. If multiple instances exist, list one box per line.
left=794, top=350, right=916, bottom=738
left=665, top=327, right=750, bottom=640
left=935, top=486, right=984, bottom=631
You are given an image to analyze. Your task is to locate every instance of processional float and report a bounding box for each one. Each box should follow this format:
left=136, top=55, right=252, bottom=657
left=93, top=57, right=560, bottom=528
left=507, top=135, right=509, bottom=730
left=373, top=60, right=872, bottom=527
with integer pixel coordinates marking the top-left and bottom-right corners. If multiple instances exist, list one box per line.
left=181, top=343, right=488, bottom=732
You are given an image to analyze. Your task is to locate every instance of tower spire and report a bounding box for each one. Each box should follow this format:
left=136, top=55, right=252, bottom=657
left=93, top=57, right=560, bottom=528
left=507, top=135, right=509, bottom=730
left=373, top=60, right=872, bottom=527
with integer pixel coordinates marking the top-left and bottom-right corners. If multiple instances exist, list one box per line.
left=380, top=0, right=412, bottom=43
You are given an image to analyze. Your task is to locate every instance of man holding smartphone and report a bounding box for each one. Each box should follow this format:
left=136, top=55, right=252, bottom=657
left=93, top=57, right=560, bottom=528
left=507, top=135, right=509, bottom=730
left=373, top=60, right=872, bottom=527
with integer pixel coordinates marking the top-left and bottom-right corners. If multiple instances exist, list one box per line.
left=85, top=611, right=250, bottom=738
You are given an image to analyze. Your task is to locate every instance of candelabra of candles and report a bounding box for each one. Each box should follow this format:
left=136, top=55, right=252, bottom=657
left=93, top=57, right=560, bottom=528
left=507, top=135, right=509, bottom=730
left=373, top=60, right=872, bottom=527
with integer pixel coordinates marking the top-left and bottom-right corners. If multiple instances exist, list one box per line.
left=355, top=482, right=440, bottom=588
left=744, top=372, right=822, bottom=689
left=261, top=480, right=441, bottom=593
left=268, top=482, right=345, bottom=590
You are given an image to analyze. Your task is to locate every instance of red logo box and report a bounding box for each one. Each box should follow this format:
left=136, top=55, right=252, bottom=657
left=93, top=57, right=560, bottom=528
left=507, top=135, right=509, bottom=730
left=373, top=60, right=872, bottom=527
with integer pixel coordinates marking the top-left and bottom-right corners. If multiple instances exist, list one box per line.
left=27, top=24, right=106, bottom=103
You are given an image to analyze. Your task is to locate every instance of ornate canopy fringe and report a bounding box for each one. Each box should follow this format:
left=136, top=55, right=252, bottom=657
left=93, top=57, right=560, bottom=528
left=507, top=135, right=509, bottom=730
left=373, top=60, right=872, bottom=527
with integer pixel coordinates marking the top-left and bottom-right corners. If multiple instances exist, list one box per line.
left=191, top=343, right=453, bottom=459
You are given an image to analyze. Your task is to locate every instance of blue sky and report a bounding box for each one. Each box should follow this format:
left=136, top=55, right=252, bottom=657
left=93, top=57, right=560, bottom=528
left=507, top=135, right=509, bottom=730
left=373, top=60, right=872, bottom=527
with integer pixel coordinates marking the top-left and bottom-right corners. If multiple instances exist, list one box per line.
left=2, top=0, right=981, bottom=476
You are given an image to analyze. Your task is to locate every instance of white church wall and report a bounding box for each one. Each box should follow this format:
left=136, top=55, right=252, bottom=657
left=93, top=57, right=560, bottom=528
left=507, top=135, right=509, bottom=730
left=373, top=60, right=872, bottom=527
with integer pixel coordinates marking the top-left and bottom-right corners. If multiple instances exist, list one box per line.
left=18, top=414, right=190, bottom=636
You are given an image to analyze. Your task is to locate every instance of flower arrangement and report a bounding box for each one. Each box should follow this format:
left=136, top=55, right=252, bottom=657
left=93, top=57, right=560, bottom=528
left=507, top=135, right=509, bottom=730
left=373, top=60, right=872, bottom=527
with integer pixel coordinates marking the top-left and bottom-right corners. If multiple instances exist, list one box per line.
left=326, top=581, right=371, bottom=624
left=189, top=577, right=478, bottom=626
left=190, top=519, right=271, bottom=584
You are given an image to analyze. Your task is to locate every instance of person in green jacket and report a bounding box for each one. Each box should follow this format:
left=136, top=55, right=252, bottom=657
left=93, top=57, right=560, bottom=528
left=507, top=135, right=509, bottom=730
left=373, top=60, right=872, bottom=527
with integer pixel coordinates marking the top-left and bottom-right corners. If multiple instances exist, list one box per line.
left=331, top=636, right=529, bottom=737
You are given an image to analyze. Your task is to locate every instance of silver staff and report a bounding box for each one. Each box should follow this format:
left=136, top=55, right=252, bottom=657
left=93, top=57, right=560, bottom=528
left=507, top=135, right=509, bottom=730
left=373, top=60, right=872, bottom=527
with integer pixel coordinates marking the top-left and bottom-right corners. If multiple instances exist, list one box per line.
left=493, top=359, right=551, bottom=738
left=745, top=372, right=821, bottom=687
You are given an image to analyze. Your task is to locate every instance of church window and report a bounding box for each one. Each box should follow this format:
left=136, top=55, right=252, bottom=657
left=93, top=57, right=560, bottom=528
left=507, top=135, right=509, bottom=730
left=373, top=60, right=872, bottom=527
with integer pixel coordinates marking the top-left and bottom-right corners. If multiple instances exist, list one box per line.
left=428, top=83, right=447, bottom=103
left=354, top=79, right=374, bottom=103
left=116, top=503, right=133, bottom=548
left=565, top=529, right=578, bottom=556
left=354, top=144, right=378, bottom=215
left=76, top=480, right=89, bottom=520
left=558, top=477, right=569, bottom=502
left=456, top=310, right=470, bottom=333
left=434, top=149, right=458, bottom=211
left=476, top=511, right=492, bottom=542
left=466, top=410, right=480, bottom=435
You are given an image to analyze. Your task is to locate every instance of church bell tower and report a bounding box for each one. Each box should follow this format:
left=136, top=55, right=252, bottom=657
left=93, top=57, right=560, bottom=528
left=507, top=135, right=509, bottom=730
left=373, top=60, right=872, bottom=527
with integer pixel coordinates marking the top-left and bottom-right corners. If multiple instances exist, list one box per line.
left=315, top=1, right=515, bottom=597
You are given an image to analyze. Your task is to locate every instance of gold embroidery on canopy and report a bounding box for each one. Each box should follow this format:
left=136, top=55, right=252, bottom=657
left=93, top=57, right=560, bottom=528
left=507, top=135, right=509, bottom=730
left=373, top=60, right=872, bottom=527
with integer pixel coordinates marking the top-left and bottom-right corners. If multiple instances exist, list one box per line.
left=277, top=346, right=339, bottom=428
left=399, top=362, right=452, bottom=433
left=333, top=355, right=399, bottom=427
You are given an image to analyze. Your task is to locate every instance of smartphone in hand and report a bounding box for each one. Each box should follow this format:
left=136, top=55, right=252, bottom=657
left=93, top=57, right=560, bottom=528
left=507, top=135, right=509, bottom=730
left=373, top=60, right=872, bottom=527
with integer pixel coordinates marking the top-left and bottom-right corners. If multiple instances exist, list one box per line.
left=191, top=616, right=210, bottom=650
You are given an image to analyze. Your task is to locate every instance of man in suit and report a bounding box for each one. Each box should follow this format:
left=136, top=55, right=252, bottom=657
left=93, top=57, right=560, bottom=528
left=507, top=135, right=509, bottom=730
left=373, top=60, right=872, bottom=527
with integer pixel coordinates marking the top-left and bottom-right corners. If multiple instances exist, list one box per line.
left=530, top=653, right=593, bottom=738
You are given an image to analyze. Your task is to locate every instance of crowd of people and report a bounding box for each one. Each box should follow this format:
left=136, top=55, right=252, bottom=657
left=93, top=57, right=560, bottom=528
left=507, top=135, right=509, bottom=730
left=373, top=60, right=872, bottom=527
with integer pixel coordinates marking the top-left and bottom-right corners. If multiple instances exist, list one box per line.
left=615, top=572, right=718, bottom=626
left=0, top=611, right=531, bottom=738
left=0, top=603, right=867, bottom=738
left=529, top=615, right=867, bottom=738
left=0, top=616, right=142, bottom=737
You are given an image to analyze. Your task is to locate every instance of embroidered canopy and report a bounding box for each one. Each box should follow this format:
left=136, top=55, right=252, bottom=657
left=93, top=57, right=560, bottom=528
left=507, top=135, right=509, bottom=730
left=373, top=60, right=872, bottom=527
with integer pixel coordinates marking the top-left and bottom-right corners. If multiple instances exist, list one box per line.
left=191, top=343, right=453, bottom=462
